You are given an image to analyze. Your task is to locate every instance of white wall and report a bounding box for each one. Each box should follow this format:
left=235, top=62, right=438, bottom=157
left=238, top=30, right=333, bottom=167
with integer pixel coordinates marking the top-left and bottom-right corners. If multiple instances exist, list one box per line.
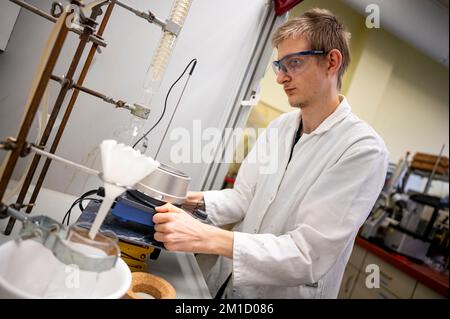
left=347, top=29, right=449, bottom=163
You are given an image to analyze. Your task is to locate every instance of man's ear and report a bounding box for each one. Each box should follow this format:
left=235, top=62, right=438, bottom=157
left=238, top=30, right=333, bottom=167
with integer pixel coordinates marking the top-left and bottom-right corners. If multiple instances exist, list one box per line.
left=327, top=49, right=343, bottom=76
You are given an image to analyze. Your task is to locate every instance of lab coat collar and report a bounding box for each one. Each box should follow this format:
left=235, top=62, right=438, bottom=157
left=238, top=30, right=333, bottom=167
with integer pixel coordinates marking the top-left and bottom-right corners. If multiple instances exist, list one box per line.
left=295, top=95, right=351, bottom=136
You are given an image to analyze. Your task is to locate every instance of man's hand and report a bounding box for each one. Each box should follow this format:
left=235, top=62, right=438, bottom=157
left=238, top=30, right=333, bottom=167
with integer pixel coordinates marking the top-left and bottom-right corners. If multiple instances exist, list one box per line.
left=153, top=203, right=234, bottom=258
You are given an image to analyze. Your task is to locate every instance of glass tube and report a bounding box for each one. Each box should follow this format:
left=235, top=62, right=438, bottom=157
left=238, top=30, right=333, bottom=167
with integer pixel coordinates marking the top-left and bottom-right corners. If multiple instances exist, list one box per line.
left=140, top=0, right=193, bottom=107
left=116, top=0, right=193, bottom=150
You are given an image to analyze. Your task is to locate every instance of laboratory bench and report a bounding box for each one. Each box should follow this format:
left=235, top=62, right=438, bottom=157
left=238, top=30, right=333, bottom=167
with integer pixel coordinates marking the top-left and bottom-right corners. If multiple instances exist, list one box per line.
left=338, top=236, right=448, bottom=299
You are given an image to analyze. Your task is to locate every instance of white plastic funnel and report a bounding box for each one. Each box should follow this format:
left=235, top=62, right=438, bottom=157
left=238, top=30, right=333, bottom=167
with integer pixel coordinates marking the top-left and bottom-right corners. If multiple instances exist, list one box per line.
left=89, top=140, right=159, bottom=239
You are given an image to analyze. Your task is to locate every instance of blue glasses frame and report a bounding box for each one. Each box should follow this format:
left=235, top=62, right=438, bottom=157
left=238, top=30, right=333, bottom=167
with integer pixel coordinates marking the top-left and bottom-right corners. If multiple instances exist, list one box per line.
left=272, top=50, right=325, bottom=75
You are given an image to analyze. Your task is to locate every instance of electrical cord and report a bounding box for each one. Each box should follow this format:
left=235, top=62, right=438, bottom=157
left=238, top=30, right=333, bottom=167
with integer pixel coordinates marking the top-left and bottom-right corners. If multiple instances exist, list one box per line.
left=132, top=58, right=198, bottom=149
left=62, top=187, right=105, bottom=226
left=63, top=197, right=102, bottom=226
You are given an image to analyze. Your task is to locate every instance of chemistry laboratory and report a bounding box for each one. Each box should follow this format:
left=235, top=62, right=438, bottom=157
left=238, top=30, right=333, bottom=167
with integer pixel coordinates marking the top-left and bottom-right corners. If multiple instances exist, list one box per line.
left=0, top=0, right=448, bottom=301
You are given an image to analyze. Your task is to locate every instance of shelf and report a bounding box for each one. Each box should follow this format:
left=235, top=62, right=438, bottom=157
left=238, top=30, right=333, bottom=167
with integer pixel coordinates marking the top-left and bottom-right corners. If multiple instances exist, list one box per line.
left=409, top=168, right=449, bottom=183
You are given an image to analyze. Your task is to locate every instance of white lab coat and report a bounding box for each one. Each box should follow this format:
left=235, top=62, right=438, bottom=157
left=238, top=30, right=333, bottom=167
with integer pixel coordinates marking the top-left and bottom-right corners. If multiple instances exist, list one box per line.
left=202, top=96, right=389, bottom=299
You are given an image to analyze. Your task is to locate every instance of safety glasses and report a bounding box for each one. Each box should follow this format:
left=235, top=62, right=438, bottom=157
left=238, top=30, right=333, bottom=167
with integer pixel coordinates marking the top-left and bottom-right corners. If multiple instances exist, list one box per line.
left=272, top=50, right=325, bottom=75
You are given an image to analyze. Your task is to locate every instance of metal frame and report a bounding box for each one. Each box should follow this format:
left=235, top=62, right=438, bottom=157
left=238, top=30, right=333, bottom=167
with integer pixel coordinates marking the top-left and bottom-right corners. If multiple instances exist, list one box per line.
left=0, top=9, right=70, bottom=212
left=2, top=1, right=113, bottom=235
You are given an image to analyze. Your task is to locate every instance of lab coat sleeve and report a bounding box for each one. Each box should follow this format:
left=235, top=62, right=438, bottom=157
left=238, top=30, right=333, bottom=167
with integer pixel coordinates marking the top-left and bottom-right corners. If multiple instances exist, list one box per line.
left=232, top=137, right=389, bottom=287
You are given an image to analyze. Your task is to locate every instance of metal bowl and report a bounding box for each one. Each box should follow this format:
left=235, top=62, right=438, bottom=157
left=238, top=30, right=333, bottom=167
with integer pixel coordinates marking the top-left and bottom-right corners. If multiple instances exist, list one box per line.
left=135, top=163, right=191, bottom=205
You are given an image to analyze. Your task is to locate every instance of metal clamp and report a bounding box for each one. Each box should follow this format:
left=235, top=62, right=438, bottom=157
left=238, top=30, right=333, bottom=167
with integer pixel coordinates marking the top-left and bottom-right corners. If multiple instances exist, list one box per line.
left=3, top=205, right=120, bottom=272
left=0, top=137, right=17, bottom=152
left=52, top=231, right=119, bottom=272
left=164, top=20, right=181, bottom=36
left=0, top=137, right=33, bottom=157
left=130, top=103, right=151, bottom=120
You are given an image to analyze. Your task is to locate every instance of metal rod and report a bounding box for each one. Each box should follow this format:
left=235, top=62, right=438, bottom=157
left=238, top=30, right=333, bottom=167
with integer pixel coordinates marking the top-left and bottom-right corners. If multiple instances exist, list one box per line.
left=113, top=0, right=139, bottom=15
left=76, top=84, right=110, bottom=101
left=10, top=0, right=57, bottom=22
left=424, top=144, right=446, bottom=194
left=50, top=74, right=105, bottom=100
left=0, top=12, right=69, bottom=213
left=113, top=0, right=166, bottom=28
left=424, top=206, right=441, bottom=240
left=74, top=83, right=106, bottom=100
left=2, top=205, right=29, bottom=223
left=9, top=0, right=107, bottom=47
left=22, top=2, right=116, bottom=218
left=8, top=20, right=93, bottom=235
left=31, top=146, right=99, bottom=176
left=50, top=74, right=128, bottom=108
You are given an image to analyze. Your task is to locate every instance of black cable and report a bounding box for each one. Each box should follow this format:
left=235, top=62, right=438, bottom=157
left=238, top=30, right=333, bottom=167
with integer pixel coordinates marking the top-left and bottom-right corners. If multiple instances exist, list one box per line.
left=63, top=199, right=80, bottom=225
left=132, top=58, right=198, bottom=149
left=62, top=198, right=80, bottom=226
left=63, top=197, right=102, bottom=226
left=77, top=189, right=100, bottom=212
left=77, top=187, right=104, bottom=211
left=62, top=187, right=105, bottom=226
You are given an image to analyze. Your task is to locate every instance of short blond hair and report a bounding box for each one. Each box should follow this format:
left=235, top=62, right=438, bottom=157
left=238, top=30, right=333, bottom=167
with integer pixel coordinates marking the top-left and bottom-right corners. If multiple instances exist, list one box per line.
left=272, top=8, right=351, bottom=90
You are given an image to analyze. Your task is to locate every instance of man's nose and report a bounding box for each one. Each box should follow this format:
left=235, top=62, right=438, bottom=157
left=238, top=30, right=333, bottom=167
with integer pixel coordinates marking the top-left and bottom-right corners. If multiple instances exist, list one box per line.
left=276, top=70, right=291, bottom=84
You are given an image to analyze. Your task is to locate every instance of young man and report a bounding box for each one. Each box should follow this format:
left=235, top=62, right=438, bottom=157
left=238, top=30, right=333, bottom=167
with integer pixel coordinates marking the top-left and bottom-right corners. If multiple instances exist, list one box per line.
left=153, top=8, right=389, bottom=298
